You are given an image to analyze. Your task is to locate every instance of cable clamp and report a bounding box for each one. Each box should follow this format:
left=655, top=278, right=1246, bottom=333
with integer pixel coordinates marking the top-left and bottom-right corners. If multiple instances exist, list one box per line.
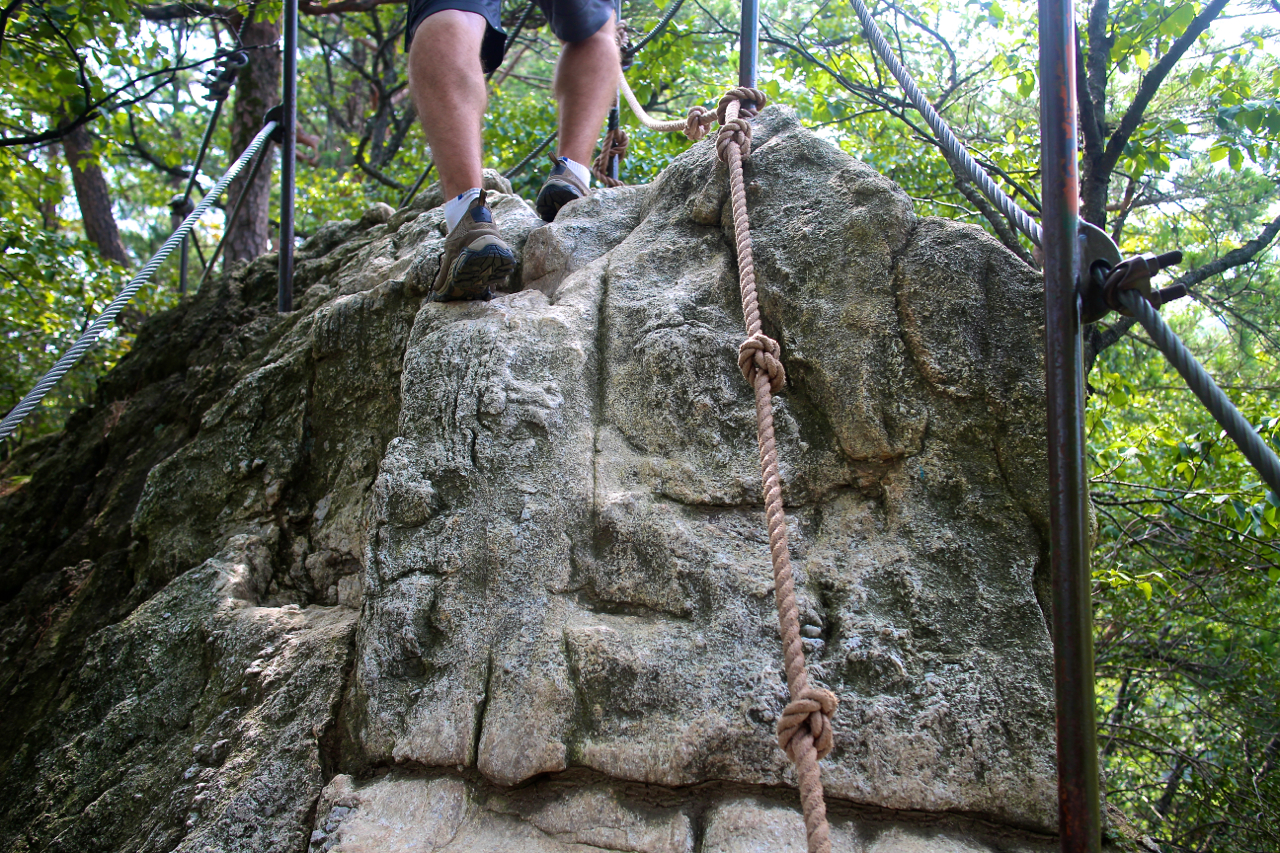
left=263, top=105, right=286, bottom=143
left=1076, top=221, right=1186, bottom=321
left=168, top=193, right=195, bottom=219
left=202, top=50, right=248, bottom=101
left=1101, top=251, right=1186, bottom=317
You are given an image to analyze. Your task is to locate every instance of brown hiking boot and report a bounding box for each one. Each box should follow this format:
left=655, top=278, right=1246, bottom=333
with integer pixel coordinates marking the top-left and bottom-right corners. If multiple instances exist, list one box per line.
left=431, top=190, right=515, bottom=302
left=535, top=155, right=590, bottom=222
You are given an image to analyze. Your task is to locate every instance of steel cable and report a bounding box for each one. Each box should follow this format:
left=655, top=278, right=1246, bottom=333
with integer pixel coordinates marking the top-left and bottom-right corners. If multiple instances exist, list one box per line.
left=197, top=138, right=274, bottom=292
left=624, top=0, right=688, bottom=60
left=0, top=121, right=280, bottom=443
left=503, top=129, right=558, bottom=179
left=847, top=0, right=1043, bottom=246
left=1118, top=290, right=1280, bottom=495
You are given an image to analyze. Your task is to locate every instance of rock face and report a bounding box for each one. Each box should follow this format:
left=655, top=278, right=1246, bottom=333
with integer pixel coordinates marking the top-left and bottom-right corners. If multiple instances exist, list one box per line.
left=0, top=107, right=1057, bottom=853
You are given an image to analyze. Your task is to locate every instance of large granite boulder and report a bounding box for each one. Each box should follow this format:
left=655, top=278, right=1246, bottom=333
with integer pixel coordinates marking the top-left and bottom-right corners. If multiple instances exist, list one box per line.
left=0, top=107, right=1062, bottom=853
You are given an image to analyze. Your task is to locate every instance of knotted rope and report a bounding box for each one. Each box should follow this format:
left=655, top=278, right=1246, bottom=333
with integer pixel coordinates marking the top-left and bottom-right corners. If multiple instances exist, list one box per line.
left=618, top=75, right=718, bottom=140
left=591, top=127, right=630, bottom=188
left=717, top=89, right=838, bottom=853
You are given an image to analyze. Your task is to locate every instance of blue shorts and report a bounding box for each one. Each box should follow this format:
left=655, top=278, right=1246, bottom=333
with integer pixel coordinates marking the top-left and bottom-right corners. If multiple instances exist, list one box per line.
left=406, top=0, right=615, bottom=73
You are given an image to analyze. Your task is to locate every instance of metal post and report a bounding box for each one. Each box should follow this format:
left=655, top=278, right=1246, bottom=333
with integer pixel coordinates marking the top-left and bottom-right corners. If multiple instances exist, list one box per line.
left=278, top=0, right=298, bottom=313
left=738, top=0, right=758, bottom=90
left=1039, top=0, right=1100, bottom=851
left=607, top=0, right=622, bottom=181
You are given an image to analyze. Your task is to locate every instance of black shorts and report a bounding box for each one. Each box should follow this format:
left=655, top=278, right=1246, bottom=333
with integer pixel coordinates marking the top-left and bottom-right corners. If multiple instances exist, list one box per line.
left=406, top=0, right=615, bottom=73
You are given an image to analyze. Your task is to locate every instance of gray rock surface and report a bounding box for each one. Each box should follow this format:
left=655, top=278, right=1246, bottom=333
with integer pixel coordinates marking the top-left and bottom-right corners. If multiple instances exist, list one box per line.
left=0, top=109, right=1064, bottom=852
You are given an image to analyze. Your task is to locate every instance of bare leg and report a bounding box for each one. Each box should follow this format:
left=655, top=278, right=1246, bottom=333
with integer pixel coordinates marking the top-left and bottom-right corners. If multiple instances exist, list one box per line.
left=554, top=16, right=621, bottom=166
left=408, top=10, right=487, bottom=199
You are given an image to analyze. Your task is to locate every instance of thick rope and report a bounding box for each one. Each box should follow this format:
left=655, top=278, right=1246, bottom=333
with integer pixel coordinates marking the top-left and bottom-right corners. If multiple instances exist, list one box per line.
left=1118, top=290, right=1280, bottom=494
left=718, top=91, right=837, bottom=853
left=847, top=0, right=1042, bottom=246
left=619, top=75, right=718, bottom=139
left=0, top=121, right=279, bottom=443
left=591, top=126, right=630, bottom=187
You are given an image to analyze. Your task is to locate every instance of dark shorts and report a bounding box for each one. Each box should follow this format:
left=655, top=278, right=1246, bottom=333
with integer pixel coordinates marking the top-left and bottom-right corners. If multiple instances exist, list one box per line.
left=406, top=0, right=614, bottom=73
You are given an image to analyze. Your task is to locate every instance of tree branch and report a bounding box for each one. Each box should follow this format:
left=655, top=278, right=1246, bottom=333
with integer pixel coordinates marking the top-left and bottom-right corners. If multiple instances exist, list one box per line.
left=1098, top=0, right=1230, bottom=179
left=1174, top=210, right=1280, bottom=294
left=1076, top=26, right=1105, bottom=170
left=123, top=112, right=193, bottom=180
left=0, top=0, right=26, bottom=55
left=354, top=134, right=406, bottom=190
left=137, top=3, right=225, bottom=21
left=0, top=52, right=235, bottom=147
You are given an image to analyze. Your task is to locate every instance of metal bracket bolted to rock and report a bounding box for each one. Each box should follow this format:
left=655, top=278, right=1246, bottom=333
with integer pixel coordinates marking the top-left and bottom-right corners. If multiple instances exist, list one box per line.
left=718, top=86, right=838, bottom=853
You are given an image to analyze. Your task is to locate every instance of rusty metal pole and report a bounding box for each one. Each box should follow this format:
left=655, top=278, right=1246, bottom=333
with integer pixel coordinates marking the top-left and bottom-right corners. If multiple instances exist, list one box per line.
left=1039, top=1, right=1100, bottom=851
left=739, top=0, right=758, bottom=92
left=607, top=0, right=622, bottom=182
left=278, top=0, right=298, bottom=313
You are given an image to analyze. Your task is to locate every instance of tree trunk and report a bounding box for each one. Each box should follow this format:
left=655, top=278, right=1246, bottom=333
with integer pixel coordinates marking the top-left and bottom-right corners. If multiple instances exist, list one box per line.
left=61, top=121, right=129, bottom=265
left=224, top=17, right=281, bottom=267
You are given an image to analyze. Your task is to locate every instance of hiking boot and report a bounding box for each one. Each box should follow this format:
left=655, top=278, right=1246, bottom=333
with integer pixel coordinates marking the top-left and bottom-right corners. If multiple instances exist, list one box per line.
left=431, top=190, right=515, bottom=302
left=535, top=155, right=589, bottom=222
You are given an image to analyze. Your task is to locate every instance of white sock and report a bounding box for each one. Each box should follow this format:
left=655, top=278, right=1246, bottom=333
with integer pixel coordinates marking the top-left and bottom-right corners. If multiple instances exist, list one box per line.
left=444, top=187, right=482, bottom=232
left=558, top=157, right=592, bottom=187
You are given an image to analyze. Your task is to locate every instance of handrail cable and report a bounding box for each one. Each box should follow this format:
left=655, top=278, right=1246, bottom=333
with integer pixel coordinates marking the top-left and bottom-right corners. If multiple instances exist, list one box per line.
left=503, top=129, right=558, bottom=179
left=846, top=0, right=1043, bottom=246
left=0, top=121, right=280, bottom=443
left=624, top=0, right=687, bottom=59
left=1118, top=289, right=1280, bottom=494
left=197, top=139, right=274, bottom=292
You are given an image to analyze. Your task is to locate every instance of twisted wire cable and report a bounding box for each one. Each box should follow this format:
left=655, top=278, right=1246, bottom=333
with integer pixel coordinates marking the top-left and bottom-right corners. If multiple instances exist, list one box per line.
left=0, top=121, right=280, bottom=443
left=1119, top=290, right=1280, bottom=494
left=847, top=0, right=1043, bottom=246
left=197, top=139, right=274, bottom=292
left=503, top=129, right=558, bottom=179
left=624, top=0, right=688, bottom=59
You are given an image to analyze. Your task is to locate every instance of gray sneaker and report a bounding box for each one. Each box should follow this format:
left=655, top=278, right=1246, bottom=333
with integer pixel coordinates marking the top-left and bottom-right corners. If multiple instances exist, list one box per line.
left=535, top=155, right=589, bottom=222
left=432, top=190, right=515, bottom=302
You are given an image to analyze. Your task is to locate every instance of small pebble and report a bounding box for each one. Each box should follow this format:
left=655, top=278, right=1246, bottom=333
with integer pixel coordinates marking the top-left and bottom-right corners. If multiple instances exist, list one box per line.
left=801, top=625, right=822, bottom=638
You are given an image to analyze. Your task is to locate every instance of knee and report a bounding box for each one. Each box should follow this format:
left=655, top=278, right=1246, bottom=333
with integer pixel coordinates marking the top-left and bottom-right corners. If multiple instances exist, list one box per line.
left=417, top=9, right=487, bottom=42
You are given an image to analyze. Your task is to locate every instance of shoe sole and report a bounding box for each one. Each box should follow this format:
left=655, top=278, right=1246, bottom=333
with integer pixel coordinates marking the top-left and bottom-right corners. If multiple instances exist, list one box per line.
left=433, top=238, right=515, bottom=302
left=536, top=181, right=584, bottom=222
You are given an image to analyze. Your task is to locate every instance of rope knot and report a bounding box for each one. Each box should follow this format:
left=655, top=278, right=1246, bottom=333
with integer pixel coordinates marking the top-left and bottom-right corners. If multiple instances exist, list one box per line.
left=591, top=127, right=630, bottom=188
left=738, top=331, right=786, bottom=393
left=716, top=118, right=753, bottom=162
left=684, top=106, right=713, bottom=141
left=716, top=87, right=768, bottom=123
left=777, top=686, right=838, bottom=762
